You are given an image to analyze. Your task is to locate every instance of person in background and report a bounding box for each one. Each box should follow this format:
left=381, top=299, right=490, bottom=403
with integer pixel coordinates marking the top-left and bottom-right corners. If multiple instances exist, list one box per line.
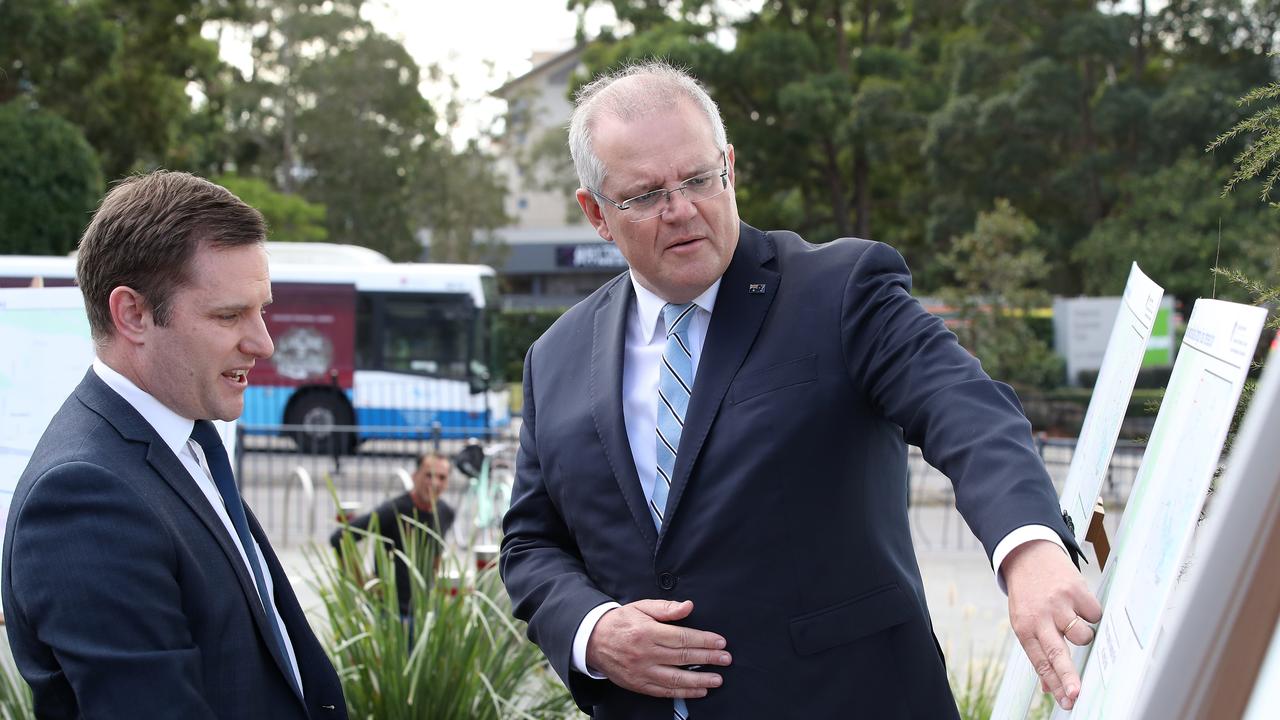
left=330, top=451, right=456, bottom=615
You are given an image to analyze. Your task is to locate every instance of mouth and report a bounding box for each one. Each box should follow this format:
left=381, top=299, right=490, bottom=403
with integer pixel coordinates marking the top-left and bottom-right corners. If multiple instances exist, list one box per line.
left=665, top=236, right=704, bottom=252
left=222, top=368, right=250, bottom=386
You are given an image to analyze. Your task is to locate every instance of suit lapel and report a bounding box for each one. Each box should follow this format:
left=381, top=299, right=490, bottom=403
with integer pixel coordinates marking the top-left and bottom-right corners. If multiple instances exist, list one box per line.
left=590, top=275, right=659, bottom=550
left=659, top=225, right=779, bottom=545
left=76, top=371, right=304, bottom=702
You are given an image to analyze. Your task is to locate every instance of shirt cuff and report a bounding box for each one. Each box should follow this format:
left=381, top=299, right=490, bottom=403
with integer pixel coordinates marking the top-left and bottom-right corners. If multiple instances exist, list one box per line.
left=572, top=601, right=622, bottom=678
left=992, top=525, right=1068, bottom=595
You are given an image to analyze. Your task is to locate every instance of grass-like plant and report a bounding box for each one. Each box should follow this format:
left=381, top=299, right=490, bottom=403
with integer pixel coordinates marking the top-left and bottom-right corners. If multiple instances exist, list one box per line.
left=948, top=648, right=1057, bottom=720
left=314, top=513, right=576, bottom=719
left=0, top=656, right=32, bottom=720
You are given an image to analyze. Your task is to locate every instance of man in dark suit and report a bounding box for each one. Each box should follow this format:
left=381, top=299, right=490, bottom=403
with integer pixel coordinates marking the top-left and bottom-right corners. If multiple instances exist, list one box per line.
left=2, top=171, right=347, bottom=719
left=329, top=451, right=456, bottom=615
left=500, top=61, right=1102, bottom=718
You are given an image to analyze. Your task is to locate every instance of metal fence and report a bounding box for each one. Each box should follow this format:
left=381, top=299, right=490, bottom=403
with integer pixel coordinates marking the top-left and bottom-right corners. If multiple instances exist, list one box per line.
left=236, top=424, right=518, bottom=553
left=238, top=418, right=1146, bottom=557
left=908, top=437, right=1145, bottom=552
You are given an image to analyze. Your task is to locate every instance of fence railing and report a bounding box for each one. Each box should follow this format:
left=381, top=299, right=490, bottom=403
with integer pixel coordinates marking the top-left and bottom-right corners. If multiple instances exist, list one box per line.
left=238, top=420, right=1146, bottom=556
left=236, top=423, right=517, bottom=551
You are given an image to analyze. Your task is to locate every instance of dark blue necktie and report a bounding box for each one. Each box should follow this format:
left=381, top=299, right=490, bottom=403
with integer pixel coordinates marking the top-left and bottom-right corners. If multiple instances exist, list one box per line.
left=190, top=420, right=296, bottom=690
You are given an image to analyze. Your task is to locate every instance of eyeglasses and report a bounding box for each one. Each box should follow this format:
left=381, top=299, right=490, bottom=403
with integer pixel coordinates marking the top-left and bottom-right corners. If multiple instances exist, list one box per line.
left=590, top=152, right=730, bottom=222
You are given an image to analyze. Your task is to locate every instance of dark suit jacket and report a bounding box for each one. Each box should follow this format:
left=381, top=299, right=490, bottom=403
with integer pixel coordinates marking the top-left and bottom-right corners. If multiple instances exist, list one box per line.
left=2, top=371, right=347, bottom=719
left=501, top=224, right=1077, bottom=718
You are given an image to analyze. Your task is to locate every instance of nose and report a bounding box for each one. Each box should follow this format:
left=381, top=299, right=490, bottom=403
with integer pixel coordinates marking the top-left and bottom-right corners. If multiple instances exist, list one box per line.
left=661, top=187, right=699, bottom=223
left=242, top=311, right=275, bottom=360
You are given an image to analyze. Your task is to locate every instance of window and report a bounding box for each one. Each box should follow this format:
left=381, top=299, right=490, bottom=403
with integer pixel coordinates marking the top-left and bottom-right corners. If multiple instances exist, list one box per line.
left=378, top=295, right=473, bottom=380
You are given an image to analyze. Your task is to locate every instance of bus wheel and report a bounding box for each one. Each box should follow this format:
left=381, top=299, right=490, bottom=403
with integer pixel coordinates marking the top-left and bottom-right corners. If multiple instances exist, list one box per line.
left=286, top=391, right=355, bottom=455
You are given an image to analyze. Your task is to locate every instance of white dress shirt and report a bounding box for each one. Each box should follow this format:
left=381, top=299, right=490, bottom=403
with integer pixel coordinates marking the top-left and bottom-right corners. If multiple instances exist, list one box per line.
left=92, top=359, right=304, bottom=693
left=568, top=278, right=1063, bottom=676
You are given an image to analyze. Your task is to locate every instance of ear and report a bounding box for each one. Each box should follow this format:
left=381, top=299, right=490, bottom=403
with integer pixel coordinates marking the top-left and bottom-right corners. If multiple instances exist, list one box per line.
left=107, top=286, right=152, bottom=346
left=575, top=188, right=615, bottom=243
left=726, top=143, right=737, bottom=188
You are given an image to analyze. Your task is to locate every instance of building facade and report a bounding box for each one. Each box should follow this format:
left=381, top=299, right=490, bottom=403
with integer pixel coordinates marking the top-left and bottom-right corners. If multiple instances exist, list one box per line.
left=492, top=47, right=629, bottom=310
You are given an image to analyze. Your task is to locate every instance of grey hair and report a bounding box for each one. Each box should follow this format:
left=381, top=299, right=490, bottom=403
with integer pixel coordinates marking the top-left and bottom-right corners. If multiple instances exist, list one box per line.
left=568, top=59, right=728, bottom=192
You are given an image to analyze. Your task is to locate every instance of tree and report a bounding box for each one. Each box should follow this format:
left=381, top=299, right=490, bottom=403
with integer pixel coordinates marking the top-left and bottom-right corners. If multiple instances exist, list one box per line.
left=0, top=0, right=247, bottom=179
left=1073, top=154, right=1280, bottom=307
left=938, top=199, right=1063, bottom=389
left=415, top=139, right=511, bottom=265
left=224, top=0, right=508, bottom=261
left=924, top=0, right=1276, bottom=294
left=0, top=102, right=103, bottom=255
left=571, top=0, right=957, bottom=272
left=215, top=174, right=327, bottom=243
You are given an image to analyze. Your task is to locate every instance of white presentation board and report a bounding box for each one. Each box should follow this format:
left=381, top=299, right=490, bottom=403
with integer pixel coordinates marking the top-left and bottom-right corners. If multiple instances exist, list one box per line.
left=0, top=287, right=96, bottom=548
left=0, top=286, right=239, bottom=560
left=1126, top=335, right=1280, bottom=719
left=1055, top=299, right=1267, bottom=719
left=991, top=264, right=1165, bottom=719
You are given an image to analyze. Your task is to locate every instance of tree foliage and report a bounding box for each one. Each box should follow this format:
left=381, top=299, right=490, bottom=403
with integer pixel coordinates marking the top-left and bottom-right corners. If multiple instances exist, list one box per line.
left=0, top=103, right=103, bottom=256
left=0, top=0, right=244, bottom=179
left=1073, top=154, right=1280, bottom=306
left=215, top=174, right=327, bottom=243
left=569, top=0, right=1279, bottom=295
left=938, top=199, right=1064, bottom=389
left=1, top=0, right=508, bottom=264
left=217, top=0, right=508, bottom=261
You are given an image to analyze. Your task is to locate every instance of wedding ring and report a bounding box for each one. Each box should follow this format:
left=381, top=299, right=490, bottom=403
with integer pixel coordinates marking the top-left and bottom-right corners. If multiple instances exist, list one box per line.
left=1063, top=616, right=1081, bottom=635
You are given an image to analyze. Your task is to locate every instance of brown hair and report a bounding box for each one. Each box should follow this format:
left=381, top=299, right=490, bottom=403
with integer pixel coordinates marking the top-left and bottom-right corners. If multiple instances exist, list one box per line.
left=76, top=170, right=267, bottom=344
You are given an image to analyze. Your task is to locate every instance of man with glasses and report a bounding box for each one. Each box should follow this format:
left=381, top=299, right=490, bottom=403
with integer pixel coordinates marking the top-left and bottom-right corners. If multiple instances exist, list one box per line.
left=501, top=60, right=1100, bottom=718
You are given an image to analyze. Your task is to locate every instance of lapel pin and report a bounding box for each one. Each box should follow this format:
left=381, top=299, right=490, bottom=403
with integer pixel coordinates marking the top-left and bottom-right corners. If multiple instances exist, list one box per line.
left=748, top=283, right=767, bottom=294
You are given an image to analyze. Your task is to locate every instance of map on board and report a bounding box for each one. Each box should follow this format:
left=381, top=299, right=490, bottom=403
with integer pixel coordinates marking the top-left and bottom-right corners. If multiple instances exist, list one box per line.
left=0, top=287, right=96, bottom=548
left=1054, top=298, right=1267, bottom=719
left=990, top=263, right=1165, bottom=719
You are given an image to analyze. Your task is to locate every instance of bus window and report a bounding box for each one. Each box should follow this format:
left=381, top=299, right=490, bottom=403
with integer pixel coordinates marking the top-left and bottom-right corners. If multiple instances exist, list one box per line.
left=469, top=309, right=492, bottom=394
left=356, top=293, right=376, bottom=370
left=379, top=295, right=471, bottom=380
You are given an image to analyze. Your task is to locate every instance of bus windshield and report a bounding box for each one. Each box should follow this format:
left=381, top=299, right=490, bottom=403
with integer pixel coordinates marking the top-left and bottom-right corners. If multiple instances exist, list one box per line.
left=361, top=293, right=475, bottom=381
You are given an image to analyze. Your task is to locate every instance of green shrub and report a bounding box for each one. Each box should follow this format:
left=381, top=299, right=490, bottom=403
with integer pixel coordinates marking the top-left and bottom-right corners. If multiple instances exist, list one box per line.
left=493, top=309, right=566, bottom=383
left=313, top=514, right=575, bottom=719
left=0, top=101, right=102, bottom=256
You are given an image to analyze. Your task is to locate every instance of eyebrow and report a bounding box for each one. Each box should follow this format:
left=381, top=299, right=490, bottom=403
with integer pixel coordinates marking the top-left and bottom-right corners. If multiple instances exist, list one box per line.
left=617, top=158, right=721, bottom=199
left=209, top=297, right=273, bottom=315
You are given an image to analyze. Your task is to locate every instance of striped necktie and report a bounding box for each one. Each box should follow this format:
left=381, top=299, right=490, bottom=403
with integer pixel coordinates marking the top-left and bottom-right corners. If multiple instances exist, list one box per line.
left=654, top=302, right=696, bottom=720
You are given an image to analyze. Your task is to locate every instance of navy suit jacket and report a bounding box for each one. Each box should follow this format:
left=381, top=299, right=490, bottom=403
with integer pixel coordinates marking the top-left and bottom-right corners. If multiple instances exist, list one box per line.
left=2, top=371, right=347, bottom=719
left=501, top=224, right=1077, bottom=718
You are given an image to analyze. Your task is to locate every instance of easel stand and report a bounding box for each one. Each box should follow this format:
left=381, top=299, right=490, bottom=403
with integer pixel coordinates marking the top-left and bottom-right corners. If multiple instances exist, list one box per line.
left=1086, top=497, right=1110, bottom=569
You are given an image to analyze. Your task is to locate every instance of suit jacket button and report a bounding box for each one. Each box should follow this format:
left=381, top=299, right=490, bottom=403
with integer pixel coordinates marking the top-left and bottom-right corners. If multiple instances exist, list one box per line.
left=658, top=572, right=677, bottom=591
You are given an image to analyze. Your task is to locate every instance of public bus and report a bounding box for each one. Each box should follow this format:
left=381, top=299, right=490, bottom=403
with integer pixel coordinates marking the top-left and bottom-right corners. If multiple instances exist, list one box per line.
left=0, top=243, right=510, bottom=450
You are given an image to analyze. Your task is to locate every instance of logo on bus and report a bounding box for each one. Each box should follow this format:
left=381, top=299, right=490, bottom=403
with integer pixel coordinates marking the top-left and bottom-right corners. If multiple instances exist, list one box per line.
left=273, top=327, right=334, bottom=380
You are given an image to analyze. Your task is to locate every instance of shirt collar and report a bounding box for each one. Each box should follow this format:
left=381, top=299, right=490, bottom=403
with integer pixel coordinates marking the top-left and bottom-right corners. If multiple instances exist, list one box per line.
left=629, top=275, right=722, bottom=344
left=92, top=358, right=195, bottom=456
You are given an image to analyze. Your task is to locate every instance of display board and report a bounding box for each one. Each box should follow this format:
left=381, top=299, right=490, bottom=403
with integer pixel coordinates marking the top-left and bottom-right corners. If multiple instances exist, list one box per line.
left=1054, top=299, right=1267, bottom=719
left=991, top=264, right=1165, bottom=719
left=0, top=286, right=240, bottom=558
left=0, top=287, right=96, bottom=550
left=1126, top=335, right=1280, bottom=719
